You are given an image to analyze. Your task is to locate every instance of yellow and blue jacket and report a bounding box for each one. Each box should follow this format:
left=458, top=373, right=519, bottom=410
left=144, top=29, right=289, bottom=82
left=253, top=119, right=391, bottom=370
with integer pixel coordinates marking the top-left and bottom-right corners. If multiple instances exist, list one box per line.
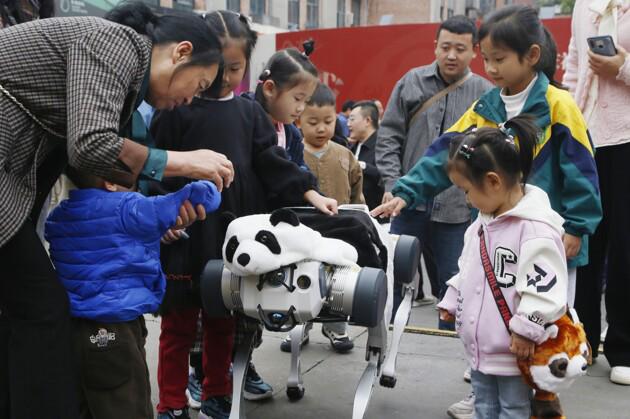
left=392, top=73, right=602, bottom=268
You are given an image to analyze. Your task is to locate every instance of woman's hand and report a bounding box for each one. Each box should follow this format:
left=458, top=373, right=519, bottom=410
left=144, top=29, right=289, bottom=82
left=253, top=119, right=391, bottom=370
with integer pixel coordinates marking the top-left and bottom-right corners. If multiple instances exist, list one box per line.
left=166, top=149, right=234, bottom=192
left=370, top=196, right=407, bottom=218
left=381, top=191, right=394, bottom=204
left=304, top=190, right=338, bottom=215
left=562, top=234, right=582, bottom=259
left=173, top=200, right=206, bottom=229
left=510, top=332, right=536, bottom=361
left=588, top=46, right=628, bottom=79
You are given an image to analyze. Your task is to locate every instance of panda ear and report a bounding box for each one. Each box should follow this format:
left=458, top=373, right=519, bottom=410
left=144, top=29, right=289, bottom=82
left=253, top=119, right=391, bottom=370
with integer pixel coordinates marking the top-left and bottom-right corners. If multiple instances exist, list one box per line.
left=220, top=212, right=238, bottom=235
left=270, top=208, right=300, bottom=227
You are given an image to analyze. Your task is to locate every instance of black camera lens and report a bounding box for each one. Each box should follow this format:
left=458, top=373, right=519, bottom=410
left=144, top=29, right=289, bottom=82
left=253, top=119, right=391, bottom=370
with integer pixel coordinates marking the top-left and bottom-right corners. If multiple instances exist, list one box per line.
left=264, top=269, right=286, bottom=287
left=296, top=275, right=311, bottom=290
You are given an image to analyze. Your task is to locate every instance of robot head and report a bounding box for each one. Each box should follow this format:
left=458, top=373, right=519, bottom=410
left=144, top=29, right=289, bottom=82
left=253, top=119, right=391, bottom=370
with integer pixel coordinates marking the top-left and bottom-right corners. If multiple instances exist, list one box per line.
left=222, top=208, right=358, bottom=276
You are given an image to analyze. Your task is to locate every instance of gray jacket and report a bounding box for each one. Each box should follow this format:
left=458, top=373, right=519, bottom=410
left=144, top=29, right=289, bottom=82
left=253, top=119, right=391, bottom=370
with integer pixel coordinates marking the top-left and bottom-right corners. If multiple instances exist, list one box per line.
left=376, top=62, right=492, bottom=223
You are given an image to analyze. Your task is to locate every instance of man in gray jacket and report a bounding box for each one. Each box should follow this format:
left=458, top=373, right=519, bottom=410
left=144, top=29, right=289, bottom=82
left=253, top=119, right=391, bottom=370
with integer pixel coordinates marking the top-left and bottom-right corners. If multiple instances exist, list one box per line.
left=376, top=17, right=491, bottom=416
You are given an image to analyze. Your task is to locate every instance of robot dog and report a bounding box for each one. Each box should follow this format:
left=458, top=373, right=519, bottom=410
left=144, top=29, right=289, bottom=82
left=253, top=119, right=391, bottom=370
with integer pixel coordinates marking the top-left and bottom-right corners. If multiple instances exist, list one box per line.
left=201, top=206, right=420, bottom=419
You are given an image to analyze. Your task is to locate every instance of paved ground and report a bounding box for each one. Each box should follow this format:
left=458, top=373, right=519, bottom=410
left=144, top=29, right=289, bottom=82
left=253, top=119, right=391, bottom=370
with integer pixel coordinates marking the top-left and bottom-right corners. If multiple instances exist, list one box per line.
left=145, top=299, right=629, bottom=419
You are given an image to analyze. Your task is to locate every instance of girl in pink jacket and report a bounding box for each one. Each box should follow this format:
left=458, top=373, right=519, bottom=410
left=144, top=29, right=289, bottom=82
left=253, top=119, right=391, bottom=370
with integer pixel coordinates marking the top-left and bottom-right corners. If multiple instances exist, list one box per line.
left=438, top=115, right=568, bottom=418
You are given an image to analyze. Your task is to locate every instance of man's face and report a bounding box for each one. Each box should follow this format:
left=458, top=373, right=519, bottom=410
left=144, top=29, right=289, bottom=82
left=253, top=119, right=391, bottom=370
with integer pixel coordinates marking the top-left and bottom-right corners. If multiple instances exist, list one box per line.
left=347, top=107, right=371, bottom=142
left=434, top=29, right=476, bottom=83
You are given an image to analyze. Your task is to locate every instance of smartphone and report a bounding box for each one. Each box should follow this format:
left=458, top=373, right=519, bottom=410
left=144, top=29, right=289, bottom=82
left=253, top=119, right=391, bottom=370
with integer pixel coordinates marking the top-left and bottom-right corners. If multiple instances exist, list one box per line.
left=587, top=35, right=617, bottom=56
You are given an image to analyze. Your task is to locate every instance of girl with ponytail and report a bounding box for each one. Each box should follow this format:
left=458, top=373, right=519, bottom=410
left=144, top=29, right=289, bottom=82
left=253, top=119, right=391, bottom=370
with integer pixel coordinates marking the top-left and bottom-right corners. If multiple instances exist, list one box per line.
left=438, top=115, right=569, bottom=418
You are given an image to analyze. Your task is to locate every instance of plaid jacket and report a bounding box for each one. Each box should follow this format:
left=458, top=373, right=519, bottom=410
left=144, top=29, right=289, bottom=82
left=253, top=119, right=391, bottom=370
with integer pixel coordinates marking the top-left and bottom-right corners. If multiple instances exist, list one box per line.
left=0, top=16, right=151, bottom=246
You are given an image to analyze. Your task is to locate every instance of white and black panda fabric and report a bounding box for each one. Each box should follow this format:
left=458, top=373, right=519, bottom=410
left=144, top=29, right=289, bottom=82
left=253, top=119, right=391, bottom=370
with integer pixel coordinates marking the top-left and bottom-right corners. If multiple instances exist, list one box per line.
left=222, top=208, right=359, bottom=276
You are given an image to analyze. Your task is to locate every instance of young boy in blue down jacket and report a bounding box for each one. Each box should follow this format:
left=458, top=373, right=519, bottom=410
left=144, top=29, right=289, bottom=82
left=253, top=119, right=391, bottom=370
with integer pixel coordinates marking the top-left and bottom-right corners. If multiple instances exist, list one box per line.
left=45, top=168, right=220, bottom=419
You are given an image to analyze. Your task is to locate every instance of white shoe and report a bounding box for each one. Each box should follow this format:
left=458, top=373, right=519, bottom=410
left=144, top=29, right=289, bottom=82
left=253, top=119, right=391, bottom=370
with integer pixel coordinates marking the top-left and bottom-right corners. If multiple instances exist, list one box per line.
left=463, top=367, right=472, bottom=383
left=447, top=392, right=475, bottom=419
left=610, top=366, right=630, bottom=385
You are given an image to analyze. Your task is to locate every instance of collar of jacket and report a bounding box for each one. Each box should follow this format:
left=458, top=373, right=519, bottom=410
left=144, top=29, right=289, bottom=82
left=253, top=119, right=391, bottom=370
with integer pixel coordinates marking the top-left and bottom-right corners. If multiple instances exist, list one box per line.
left=473, top=71, right=552, bottom=130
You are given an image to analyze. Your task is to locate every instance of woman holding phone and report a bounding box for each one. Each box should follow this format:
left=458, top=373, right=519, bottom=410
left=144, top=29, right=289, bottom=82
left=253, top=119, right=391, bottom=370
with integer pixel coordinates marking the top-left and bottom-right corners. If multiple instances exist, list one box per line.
left=563, top=0, right=630, bottom=385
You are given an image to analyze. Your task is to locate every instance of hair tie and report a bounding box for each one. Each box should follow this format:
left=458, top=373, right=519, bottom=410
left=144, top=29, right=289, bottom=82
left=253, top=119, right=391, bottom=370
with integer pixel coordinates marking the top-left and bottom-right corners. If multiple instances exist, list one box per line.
left=458, top=144, right=475, bottom=160
left=259, top=69, right=271, bottom=82
left=498, top=123, right=515, bottom=145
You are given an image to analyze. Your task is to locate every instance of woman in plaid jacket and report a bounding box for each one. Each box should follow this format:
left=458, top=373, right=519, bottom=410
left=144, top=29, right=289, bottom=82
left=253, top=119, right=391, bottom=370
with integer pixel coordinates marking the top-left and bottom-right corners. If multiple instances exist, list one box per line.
left=0, top=3, right=234, bottom=417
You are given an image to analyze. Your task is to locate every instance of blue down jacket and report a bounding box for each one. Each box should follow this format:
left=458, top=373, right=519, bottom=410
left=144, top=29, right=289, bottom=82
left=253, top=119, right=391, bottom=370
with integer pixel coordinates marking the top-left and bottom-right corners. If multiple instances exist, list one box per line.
left=45, top=181, right=220, bottom=322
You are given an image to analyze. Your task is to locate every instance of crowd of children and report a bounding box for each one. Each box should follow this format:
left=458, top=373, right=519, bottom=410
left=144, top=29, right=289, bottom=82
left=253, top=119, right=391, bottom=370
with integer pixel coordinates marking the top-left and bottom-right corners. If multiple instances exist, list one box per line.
left=34, top=3, right=623, bottom=419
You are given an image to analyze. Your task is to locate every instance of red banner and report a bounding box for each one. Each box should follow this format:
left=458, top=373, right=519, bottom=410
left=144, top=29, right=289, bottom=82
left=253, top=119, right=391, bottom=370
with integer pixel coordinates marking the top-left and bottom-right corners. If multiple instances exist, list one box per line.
left=277, top=18, right=572, bottom=111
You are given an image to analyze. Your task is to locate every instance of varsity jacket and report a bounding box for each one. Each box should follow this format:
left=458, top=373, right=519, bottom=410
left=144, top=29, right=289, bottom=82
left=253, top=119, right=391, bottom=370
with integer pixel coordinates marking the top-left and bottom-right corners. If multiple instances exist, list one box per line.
left=392, top=73, right=602, bottom=267
left=438, top=185, right=568, bottom=376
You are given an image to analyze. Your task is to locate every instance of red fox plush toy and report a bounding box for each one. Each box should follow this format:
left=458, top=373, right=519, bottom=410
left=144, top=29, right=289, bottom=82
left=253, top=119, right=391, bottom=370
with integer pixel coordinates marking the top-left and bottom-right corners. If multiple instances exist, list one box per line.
left=517, top=308, right=590, bottom=419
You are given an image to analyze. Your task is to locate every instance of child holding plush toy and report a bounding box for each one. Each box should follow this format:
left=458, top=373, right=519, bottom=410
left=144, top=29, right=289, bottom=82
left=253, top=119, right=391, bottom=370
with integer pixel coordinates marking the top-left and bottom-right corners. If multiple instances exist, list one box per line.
left=436, top=115, right=568, bottom=418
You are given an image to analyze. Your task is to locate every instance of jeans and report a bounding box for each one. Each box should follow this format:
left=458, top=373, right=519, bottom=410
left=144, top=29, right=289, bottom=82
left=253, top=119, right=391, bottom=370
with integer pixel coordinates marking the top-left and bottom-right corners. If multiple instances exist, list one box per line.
left=471, top=370, right=531, bottom=419
left=390, top=208, right=468, bottom=320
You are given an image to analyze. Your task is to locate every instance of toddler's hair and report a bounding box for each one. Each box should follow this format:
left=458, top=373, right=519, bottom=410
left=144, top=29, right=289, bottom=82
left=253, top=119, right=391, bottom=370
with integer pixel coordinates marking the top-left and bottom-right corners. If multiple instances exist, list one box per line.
left=306, top=83, right=335, bottom=107
left=203, top=10, right=257, bottom=61
left=447, top=115, right=540, bottom=188
left=254, top=45, right=318, bottom=112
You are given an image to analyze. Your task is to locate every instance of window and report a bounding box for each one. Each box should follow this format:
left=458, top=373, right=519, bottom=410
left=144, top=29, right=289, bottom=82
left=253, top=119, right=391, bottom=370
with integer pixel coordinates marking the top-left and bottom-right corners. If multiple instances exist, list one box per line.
left=337, top=0, right=346, bottom=27
left=226, top=0, right=240, bottom=12
left=250, top=0, right=266, bottom=16
left=351, top=0, right=361, bottom=26
left=306, top=0, right=319, bottom=29
left=288, top=0, right=299, bottom=30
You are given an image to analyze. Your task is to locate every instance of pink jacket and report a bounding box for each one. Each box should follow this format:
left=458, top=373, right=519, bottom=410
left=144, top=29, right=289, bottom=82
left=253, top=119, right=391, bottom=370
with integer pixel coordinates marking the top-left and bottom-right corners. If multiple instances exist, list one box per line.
left=562, top=0, right=630, bottom=147
left=438, top=186, right=568, bottom=376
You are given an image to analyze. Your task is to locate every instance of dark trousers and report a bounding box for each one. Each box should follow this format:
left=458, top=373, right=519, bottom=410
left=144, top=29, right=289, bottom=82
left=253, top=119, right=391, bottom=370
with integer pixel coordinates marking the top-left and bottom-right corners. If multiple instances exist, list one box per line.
left=575, top=142, right=630, bottom=367
left=0, top=220, right=78, bottom=419
left=390, top=208, right=468, bottom=321
left=73, top=316, right=152, bottom=419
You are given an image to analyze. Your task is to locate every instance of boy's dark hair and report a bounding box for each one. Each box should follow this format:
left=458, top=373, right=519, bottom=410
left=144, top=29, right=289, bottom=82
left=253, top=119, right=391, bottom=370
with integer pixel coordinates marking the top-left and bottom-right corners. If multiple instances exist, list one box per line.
left=254, top=47, right=318, bottom=112
left=352, top=100, right=379, bottom=130
left=65, top=166, right=105, bottom=190
left=436, top=15, right=478, bottom=44
left=307, top=83, right=336, bottom=107
left=447, top=114, right=539, bottom=188
left=106, top=2, right=222, bottom=69
left=341, top=100, right=355, bottom=112
left=203, top=10, right=258, bottom=61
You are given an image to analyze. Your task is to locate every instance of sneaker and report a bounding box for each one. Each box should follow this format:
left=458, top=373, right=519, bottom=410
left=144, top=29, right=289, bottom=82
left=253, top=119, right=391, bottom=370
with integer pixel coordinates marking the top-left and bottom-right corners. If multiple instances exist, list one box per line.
left=446, top=392, right=475, bottom=419
left=157, top=408, right=191, bottom=419
left=610, top=366, right=630, bottom=385
left=321, top=326, right=354, bottom=353
left=186, top=373, right=202, bottom=410
left=198, top=396, right=231, bottom=419
left=463, top=367, right=472, bottom=383
left=412, top=296, right=436, bottom=307
left=279, top=325, right=311, bottom=353
left=244, top=362, right=273, bottom=401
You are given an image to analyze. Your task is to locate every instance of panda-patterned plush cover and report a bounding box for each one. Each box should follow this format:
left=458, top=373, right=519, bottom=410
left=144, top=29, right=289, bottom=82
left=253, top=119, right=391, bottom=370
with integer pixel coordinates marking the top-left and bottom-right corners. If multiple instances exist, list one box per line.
left=222, top=208, right=359, bottom=276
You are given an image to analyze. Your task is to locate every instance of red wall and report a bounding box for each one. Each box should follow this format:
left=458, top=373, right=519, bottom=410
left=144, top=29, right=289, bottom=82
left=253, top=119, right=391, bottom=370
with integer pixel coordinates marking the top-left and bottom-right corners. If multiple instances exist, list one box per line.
left=277, top=18, right=572, bottom=111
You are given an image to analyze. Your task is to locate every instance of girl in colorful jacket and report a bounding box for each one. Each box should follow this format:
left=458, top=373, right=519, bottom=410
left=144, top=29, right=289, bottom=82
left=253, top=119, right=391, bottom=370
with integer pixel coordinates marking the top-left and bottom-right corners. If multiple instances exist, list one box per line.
left=437, top=115, right=568, bottom=418
left=372, top=5, right=602, bottom=307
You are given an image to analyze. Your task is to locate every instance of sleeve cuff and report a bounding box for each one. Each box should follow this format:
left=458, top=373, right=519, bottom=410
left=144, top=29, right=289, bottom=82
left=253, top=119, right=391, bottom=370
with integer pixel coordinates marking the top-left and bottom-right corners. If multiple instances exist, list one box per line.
left=141, top=148, right=168, bottom=181
left=563, top=224, right=585, bottom=237
left=436, top=286, right=458, bottom=315
left=509, top=314, right=547, bottom=344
